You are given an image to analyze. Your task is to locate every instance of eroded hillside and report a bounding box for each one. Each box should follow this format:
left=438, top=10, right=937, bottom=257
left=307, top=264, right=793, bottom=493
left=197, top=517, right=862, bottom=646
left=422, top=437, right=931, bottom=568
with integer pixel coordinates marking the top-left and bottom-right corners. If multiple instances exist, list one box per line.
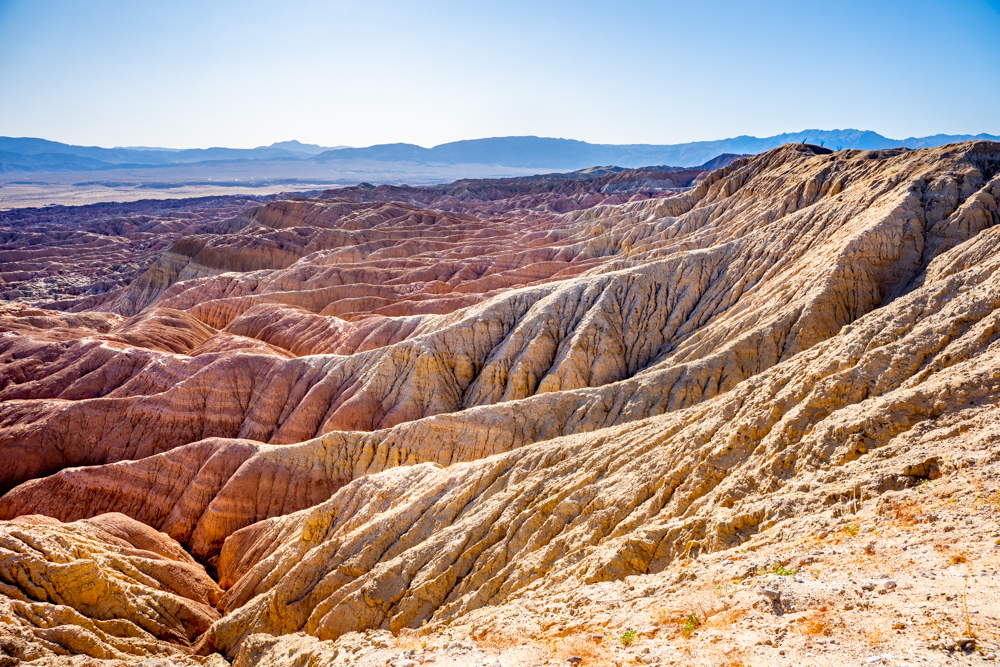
left=1, top=142, right=998, bottom=666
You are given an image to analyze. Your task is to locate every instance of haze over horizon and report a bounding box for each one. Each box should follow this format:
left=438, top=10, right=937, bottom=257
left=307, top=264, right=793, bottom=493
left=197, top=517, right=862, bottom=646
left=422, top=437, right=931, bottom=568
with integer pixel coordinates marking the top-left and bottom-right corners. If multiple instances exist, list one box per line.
left=2, top=0, right=998, bottom=150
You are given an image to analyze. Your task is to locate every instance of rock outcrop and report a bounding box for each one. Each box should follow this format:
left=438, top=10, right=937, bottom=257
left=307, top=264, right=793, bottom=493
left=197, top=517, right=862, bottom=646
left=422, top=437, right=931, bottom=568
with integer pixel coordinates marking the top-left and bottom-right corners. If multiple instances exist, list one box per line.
left=195, top=222, right=1000, bottom=650
left=1, top=144, right=996, bottom=492
left=0, top=194, right=276, bottom=311
left=0, top=513, right=221, bottom=662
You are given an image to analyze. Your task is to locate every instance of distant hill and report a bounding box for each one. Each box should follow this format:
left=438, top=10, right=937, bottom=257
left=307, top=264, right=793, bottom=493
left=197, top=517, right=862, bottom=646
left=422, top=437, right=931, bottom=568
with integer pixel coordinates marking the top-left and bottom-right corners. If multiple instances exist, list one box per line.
left=0, top=137, right=318, bottom=169
left=311, top=131, right=1000, bottom=170
left=118, top=141, right=348, bottom=155
left=0, top=150, right=112, bottom=173
left=0, top=130, right=997, bottom=174
left=265, top=140, right=348, bottom=155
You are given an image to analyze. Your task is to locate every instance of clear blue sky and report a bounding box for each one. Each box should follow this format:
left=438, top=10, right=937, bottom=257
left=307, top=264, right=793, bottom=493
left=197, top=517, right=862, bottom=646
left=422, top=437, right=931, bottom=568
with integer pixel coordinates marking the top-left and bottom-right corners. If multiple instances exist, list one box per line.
left=1, top=0, right=998, bottom=149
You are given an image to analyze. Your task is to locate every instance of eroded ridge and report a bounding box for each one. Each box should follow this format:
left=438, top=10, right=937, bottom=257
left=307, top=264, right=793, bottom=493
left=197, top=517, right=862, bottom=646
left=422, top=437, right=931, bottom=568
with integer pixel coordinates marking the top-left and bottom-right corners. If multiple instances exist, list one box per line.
left=0, top=513, right=221, bottom=663
left=1, top=142, right=999, bottom=664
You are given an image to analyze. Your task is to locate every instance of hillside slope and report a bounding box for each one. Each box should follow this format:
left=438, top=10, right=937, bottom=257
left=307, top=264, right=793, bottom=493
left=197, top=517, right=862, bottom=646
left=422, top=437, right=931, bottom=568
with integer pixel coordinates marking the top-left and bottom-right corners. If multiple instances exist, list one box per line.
left=0, top=141, right=998, bottom=665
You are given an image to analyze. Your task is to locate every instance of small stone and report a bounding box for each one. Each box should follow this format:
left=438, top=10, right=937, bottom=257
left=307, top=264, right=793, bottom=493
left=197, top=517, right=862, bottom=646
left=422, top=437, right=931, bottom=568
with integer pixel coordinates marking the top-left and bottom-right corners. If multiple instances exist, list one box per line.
left=762, top=588, right=781, bottom=601
left=566, top=657, right=583, bottom=665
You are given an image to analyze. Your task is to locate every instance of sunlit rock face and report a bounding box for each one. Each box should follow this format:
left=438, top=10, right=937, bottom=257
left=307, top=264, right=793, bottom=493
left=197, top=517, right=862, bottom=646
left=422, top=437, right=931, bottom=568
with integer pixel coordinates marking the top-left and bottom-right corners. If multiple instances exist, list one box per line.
left=0, top=513, right=221, bottom=662
left=2, top=143, right=1000, bottom=661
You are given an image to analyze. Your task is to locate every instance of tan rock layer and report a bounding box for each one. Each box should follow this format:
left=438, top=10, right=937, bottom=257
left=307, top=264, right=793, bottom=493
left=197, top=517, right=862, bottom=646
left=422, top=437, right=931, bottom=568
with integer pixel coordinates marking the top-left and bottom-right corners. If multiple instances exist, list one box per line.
left=2, top=143, right=997, bottom=553
left=201, top=206, right=1000, bottom=653
left=0, top=513, right=221, bottom=661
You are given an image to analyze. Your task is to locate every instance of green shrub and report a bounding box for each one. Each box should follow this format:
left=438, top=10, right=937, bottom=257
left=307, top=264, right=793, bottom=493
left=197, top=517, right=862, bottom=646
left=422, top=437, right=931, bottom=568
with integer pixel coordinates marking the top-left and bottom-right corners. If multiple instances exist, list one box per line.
left=680, top=613, right=701, bottom=636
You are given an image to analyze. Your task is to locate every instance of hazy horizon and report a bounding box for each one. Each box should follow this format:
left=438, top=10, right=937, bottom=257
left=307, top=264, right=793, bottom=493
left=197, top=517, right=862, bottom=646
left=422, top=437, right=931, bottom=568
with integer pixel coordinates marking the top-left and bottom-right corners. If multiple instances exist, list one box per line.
left=6, top=127, right=1000, bottom=154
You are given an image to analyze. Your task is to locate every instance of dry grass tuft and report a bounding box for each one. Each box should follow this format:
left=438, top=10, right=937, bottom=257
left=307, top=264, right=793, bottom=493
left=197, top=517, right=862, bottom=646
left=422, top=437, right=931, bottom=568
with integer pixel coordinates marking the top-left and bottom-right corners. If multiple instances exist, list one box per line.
left=650, top=591, right=738, bottom=639
left=707, top=606, right=749, bottom=630
left=548, top=633, right=612, bottom=667
left=800, top=610, right=833, bottom=636
left=864, top=624, right=886, bottom=646
left=479, top=630, right=526, bottom=653
left=886, top=498, right=924, bottom=526
left=391, top=628, right=425, bottom=652
left=950, top=552, right=969, bottom=565
left=715, top=647, right=748, bottom=667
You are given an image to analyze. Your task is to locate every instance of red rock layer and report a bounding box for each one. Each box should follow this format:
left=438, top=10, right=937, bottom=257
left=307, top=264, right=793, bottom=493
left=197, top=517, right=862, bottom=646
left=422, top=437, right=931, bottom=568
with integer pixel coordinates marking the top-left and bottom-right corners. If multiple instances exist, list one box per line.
left=1, top=143, right=998, bottom=561
left=0, top=194, right=277, bottom=310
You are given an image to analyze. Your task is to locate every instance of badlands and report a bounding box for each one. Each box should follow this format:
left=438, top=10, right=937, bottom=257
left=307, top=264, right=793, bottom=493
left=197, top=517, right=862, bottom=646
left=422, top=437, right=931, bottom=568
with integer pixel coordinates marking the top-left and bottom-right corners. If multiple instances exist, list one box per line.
left=0, top=142, right=999, bottom=666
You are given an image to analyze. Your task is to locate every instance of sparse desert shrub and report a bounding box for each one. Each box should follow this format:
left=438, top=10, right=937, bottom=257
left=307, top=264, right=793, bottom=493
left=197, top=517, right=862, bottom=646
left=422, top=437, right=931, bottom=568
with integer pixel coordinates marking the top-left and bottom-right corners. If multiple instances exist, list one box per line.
left=550, top=633, right=612, bottom=667
left=844, top=523, right=860, bottom=536
left=618, top=629, right=637, bottom=646
left=800, top=611, right=833, bottom=636
left=680, top=613, right=701, bottom=636
left=974, top=491, right=1000, bottom=512
left=479, top=629, right=524, bottom=653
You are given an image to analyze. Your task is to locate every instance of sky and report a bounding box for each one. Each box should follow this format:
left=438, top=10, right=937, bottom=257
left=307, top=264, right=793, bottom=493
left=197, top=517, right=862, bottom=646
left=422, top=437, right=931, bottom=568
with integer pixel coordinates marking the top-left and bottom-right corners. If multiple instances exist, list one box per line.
left=1, top=0, right=998, bottom=150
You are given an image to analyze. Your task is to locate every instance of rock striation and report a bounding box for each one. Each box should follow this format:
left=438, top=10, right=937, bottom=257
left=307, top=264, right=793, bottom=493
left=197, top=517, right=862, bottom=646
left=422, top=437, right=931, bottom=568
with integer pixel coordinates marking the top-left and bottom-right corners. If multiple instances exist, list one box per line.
left=1, top=144, right=996, bottom=493
left=0, top=194, right=277, bottom=311
left=199, top=212, right=1000, bottom=649
left=0, top=142, right=999, bottom=663
left=0, top=513, right=221, bottom=662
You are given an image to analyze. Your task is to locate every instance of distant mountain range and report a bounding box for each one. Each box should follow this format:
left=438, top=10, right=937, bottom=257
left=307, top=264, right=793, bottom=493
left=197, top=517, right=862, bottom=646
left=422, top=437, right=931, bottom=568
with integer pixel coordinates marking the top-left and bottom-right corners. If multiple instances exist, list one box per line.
left=0, top=137, right=345, bottom=171
left=1, top=130, right=997, bottom=174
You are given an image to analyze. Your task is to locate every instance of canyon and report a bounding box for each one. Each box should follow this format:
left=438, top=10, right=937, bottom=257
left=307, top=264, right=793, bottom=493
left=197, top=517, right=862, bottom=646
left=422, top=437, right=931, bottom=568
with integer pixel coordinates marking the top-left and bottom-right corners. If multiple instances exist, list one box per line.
left=1, top=142, right=999, bottom=666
